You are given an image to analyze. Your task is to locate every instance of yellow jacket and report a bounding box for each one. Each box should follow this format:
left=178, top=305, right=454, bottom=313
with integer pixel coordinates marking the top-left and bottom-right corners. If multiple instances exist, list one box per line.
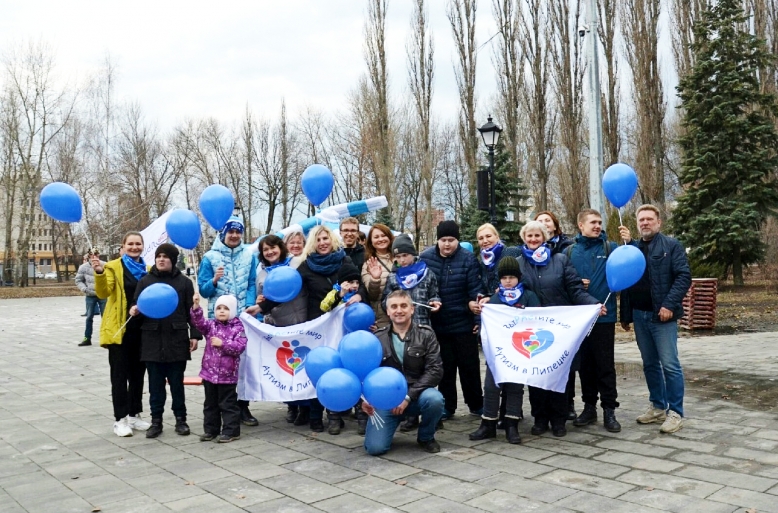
left=94, top=259, right=130, bottom=346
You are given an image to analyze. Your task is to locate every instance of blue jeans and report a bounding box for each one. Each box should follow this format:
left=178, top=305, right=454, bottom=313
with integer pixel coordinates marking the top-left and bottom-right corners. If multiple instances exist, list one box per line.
left=633, top=310, right=684, bottom=417
left=84, top=295, right=107, bottom=340
left=364, top=388, right=444, bottom=456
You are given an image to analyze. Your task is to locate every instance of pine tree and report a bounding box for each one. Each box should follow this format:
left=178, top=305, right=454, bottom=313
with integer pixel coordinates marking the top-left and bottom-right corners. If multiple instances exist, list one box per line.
left=460, top=142, right=529, bottom=246
left=672, top=0, right=778, bottom=286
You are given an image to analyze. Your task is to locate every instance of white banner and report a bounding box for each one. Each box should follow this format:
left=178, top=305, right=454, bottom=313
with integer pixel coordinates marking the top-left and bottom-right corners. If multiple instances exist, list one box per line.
left=237, top=306, right=347, bottom=402
left=480, top=304, right=600, bottom=393
left=139, top=210, right=172, bottom=267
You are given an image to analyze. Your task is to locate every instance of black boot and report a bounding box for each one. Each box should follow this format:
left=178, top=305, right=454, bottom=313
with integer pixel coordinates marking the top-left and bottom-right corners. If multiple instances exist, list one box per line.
left=240, top=406, right=259, bottom=426
left=552, top=420, right=567, bottom=437
left=175, top=416, right=190, bottom=436
left=567, top=402, right=577, bottom=421
left=294, top=406, right=310, bottom=426
left=469, top=419, right=497, bottom=440
left=399, top=415, right=419, bottom=432
left=356, top=409, right=368, bottom=436
left=286, top=405, right=299, bottom=423
left=531, top=417, right=548, bottom=436
left=327, top=413, right=345, bottom=435
left=603, top=408, right=622, bottom=433
left=146, top=417, right=163, bottom=438
left=504, top=418, right=521, bottom=444
left=573, top=403, right=598, bottom=427
left=309, top=418, right=324, bottom=432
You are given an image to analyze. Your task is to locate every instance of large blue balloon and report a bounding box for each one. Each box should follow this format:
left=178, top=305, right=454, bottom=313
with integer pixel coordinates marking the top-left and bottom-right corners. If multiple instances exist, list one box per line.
left=362, top=367, right=408, bottom=410
left=339, top=330, right=383, bottom=381
left=165, top=209, right=201, bottom=250
left=263, top=267, right=302, bottom=303
left=606, top=245, right=647, bottom=292
left=602, top=163, right=639, bottom=208
left=199, top=185, right=235, bottom=230
left=305, top=347, right=343, bottom=387
left=40, top=182, right=83, bottom=223
left=343, top=303, right=376, bottom=333
left=301, top=164, right=334, bottom=206
left=316, top=368, right=362, bottom=412
left=137, top=283, right=178, bottom=318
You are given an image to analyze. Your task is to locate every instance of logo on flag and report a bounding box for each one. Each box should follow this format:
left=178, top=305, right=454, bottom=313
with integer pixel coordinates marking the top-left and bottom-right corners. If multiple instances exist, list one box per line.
left=512, top=329, right=554, bottom=359
left=276, top=340, right=310, bottom=375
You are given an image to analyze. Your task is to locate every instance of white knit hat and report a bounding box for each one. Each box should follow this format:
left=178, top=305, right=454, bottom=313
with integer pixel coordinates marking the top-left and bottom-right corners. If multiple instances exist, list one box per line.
left=214, top=295, right=238, bottom=320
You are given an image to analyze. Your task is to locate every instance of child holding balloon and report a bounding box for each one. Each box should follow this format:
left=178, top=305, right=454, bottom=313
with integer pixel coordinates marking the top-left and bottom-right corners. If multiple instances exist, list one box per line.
left=190, top=292, right=248, bottom=443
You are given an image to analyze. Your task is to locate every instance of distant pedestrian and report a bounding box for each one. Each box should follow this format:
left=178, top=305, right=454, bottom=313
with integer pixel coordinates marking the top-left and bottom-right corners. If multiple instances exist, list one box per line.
left=76, top=250, right=107, bottom=346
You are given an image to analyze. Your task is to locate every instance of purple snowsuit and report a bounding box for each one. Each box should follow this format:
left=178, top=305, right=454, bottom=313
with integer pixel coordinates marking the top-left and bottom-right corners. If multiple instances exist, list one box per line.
left=190, top=307, right=247, bottom=385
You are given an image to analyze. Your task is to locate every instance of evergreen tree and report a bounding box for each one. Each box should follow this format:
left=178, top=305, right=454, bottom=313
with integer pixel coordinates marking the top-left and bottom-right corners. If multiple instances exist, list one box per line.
left=672, top=0, right=778, bottom=286
left=460, top=142, right=529, bottom=246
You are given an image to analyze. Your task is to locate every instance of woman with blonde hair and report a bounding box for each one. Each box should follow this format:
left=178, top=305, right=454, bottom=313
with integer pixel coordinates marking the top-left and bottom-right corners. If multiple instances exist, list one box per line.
left=475, top=222, right=522, bottom=295
left=361, top=223, right=395, bottom=329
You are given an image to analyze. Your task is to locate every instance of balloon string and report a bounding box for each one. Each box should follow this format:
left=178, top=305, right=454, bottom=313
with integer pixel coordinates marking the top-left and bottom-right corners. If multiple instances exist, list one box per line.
left=112, top=316, right=132, bottom=339
left=618, top=208, right=626, bottom=246
left=78, top=222, right=93, bottom=251
left=604, top=292, right=612, bottom=305
left=412, top=301, right=433, bottom=309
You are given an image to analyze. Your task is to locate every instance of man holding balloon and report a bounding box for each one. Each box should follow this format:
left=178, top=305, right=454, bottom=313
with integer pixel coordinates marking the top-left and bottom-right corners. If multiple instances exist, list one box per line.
left=362, top=290, right=445, bottom=456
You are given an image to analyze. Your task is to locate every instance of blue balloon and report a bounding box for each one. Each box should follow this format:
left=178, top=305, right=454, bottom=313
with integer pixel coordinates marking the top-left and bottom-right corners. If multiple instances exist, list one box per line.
left=199, top=185, right=235, bottom=230
left=137, top=283, right=178, bottom=319
left=339, top=330, right=383, bottom=381
left=305, top=347, right=343, bottom=387
left=343, top=303, right=376, bottom=333
left=362, top=367, right=408, bottom=410
left=606, top=245, right=647, bottom=292
left=460, top=241, right=473, bottom=252
left=39, top=182, right=83, bottom=223
left=263, top=267, right=302, bottom=303
left=301, top=164, right=334, bottom=206
left=602, top=163, right=639, bottom=208
left=316, top=368, right=362, bottom=412
left=165, top=209, right=201, bottom=250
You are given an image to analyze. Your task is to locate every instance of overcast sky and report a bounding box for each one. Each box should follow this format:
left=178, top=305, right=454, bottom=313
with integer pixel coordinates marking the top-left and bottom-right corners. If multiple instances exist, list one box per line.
left=1, top=1, right=508, bottom=131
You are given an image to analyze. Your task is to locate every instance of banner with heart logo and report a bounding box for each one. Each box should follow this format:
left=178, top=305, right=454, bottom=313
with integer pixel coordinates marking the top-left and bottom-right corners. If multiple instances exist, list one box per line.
left=237, top=306, right=346, bottom=402
left=480, top=304, right=600, bottom=393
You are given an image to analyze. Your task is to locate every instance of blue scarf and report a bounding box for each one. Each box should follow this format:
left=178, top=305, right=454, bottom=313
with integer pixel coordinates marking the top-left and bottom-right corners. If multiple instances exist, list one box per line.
left=498, top=283, right=524, bottom=306
left=333, top=283, right=357, bottom=303
left=306, top=248, right=346, bottom=275
left=522, top=245, right=551, bottom=266
left=265, top=256, right=291, bottom=272
left=122, top=254, right=147, bottom=281
left=480, top=241, right=505, bottom=269
left=549, top=235, right=560, bottom=245
left=396, top=260, right=428, bottom=290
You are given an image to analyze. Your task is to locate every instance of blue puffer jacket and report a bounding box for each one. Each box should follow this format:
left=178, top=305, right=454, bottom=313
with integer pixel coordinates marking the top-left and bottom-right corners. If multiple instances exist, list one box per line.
left=567, top=233, right=618, bottom=323
left=198, top=239, right=258, bottom=318
left=420, top=244, right=484, bottom=334
left=619, top=232, right=691, bottom=323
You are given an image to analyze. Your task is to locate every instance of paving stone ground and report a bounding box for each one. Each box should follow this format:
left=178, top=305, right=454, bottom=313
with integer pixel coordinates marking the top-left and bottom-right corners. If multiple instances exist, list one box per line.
left=1, top=295, right=777, bottom=513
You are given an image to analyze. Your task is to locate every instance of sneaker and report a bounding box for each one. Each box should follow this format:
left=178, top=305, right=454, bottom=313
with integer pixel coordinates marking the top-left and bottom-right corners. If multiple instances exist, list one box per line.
left=78, top=338, right=91, bottom=347
left=127, top=415, right=151, bottom=431
left=417, top=438, right=440, bottom=453
left=659, top=410, right=684, bottom=433
left=636, top=404, right=667, bottom=424
left=218, top=434, right=241, bottom=443
left=113, top=418, right=133, bottom=437
left=200, top=433, right=218, bottom=442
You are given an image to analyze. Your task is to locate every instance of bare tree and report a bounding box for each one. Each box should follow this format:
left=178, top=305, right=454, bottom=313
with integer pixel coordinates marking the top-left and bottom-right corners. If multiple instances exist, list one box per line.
left=598, top=0, right=621, bottom=167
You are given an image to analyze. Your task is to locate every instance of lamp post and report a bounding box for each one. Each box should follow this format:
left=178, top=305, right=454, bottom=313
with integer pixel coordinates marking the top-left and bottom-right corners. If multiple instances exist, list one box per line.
left=32, top=249, right=36, bottom=286
left=477, top=116, right=503, bottom=224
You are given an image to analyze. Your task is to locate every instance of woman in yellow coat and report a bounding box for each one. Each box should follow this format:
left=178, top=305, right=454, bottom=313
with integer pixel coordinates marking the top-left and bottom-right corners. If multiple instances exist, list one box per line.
left=93, top=231, right=151, bottom=437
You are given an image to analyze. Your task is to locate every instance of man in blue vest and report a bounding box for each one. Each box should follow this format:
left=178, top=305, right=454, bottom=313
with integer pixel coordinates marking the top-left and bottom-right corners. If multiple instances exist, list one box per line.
left=198, top=216, right=260, bottom=425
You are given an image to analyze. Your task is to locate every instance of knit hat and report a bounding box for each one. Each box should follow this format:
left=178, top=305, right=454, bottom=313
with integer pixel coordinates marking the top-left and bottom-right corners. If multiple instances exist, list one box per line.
left=497, top=256, right=522, bottom=280
left=214, top=294, right=238, bottom=320
left=436, top=220, right=460, bottom=240
left=155, top=243, right=179, bottom=265
left=338, top=262, right=360, bottom=284
left=392, top=234, right=417, bottom=256
left=220, top=215, right=245, bottom=243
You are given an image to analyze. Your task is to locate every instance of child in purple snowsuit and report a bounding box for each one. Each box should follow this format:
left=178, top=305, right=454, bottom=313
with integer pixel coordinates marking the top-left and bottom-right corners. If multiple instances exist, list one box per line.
left=191, top=293, right=247, bottom=443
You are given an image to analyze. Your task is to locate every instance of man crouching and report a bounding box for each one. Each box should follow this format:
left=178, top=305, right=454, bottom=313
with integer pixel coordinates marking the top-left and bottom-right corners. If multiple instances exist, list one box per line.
left=362, top=290, right=445, bottom=455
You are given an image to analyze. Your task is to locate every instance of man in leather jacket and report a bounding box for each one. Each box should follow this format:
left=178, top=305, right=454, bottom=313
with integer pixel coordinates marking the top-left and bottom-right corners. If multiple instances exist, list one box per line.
left=362, top=290, right=444, bottom=455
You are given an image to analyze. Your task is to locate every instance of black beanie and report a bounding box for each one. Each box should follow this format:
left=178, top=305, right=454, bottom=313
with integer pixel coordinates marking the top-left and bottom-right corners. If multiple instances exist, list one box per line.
left=338, top=262, right=360, bottom=284
left=436, top=220, right=460, bottom=240
left=497, top=256, right=521, bottom=279
left=392, top=234, right=417, bottom=256
left=155, top=243, right=180, bottom=264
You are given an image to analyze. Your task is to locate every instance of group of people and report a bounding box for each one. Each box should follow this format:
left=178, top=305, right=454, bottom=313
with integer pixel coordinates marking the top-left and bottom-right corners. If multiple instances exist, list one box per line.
left=89, top=204, right=691, bottom=456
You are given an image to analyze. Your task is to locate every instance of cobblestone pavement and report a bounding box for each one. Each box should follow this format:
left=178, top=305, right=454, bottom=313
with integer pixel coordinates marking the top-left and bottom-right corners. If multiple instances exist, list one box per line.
left=1, top=296, right=777, bottom=512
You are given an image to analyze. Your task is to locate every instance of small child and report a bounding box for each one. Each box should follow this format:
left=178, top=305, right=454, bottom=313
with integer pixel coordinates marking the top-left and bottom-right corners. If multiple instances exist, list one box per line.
left=320, top=263, right=362, bottom=313
left=470, top=256, right=540, bottom=445
left=190, top=293, right=248, bottom=443
left=381, top=234, right=441, bottom=327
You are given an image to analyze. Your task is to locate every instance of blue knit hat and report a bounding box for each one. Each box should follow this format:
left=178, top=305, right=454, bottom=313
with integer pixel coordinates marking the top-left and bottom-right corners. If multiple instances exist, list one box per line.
left=220, top=216, right=245, bottom=242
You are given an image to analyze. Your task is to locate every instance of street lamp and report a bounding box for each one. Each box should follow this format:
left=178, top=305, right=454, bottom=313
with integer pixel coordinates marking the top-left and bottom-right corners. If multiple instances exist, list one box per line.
left=477, top=116, right=503, bottom=224
left=32, top=249, right=36, bottom=286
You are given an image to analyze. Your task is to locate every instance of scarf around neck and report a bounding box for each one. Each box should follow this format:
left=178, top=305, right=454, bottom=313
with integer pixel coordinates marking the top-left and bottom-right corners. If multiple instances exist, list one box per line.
left=333, top=283, right=357, bottom=303
left=265, top=256, right=291, bottom=272
left=498, top=283, right=524, bottom=306
left=522, top=245, right=551, bottom=266
left=306, top=248, right=346, bottom=275
left=480, top=241, right=505, bottom=269
left=122, top=254, right=147, bottom=281
left=395, top=260, right=428, bottom=290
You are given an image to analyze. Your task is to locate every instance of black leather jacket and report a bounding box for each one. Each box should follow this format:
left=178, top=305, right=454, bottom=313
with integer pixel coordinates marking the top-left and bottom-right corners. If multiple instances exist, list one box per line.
left=375, top=323, right=443, bottom=401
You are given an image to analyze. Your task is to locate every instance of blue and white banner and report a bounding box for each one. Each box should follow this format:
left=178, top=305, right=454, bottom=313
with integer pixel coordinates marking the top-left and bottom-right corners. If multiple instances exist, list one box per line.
left=237, top=306, right=346, bottom=402
left=480, top=304, right=600, bottom=393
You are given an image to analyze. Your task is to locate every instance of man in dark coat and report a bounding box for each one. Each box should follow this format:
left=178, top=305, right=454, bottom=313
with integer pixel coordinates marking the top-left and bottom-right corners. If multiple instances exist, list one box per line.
left=340, top=217, right=365, bottom=271
left=132, top=243, right=202, bottom=439
left=619, top=205, right=691, bottom=434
